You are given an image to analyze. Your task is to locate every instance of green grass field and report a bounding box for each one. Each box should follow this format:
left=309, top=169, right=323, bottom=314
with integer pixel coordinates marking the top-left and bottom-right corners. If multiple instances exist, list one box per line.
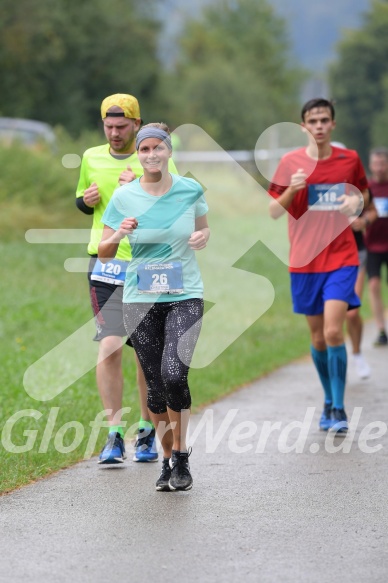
left=1, top=149, right=384, bottom=494
left=0, top=232, right=310, bottom=493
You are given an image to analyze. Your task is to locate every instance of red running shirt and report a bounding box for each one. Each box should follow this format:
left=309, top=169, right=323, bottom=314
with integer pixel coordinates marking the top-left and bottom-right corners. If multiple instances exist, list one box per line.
left=268, top=146, right=368, bottom=273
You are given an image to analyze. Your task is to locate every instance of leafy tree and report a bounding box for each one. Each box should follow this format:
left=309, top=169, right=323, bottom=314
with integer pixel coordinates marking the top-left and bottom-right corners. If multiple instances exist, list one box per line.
left=0, top=0, right=161, bottom=134
left=158, top=0, right=304, bottom=150
left=329, top=0, right=388, bottom=162
left=371, top=75, right=388, bottom=147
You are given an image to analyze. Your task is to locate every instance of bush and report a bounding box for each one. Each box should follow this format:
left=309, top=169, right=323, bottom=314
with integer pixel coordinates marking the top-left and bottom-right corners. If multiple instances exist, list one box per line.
left=0, top=126, right=103, bottom=239
left=0, top=126, right=103, bottom=205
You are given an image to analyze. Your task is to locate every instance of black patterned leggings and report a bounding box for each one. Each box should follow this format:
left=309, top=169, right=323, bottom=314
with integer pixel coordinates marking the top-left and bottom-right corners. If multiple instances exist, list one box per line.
left=123, top=299, right=204, bottom=414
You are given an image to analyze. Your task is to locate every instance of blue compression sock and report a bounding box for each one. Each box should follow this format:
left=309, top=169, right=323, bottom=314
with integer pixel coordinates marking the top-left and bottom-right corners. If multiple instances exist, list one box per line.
left=311, top=346, right=332, bottom=403
left=327, top=344, right=347, bottom=409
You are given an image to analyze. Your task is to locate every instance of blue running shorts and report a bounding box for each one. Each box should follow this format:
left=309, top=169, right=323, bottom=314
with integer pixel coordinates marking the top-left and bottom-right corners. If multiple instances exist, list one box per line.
left=290, top=266, right=360, bottom=316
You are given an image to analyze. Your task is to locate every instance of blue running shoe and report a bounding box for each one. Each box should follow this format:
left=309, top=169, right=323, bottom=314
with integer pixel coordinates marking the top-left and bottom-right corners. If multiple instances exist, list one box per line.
left=329, top=408, right=348, bottom=435
left=98, top=432, right=126, bottom=464
left=133, top=427, right=158, bottom=462
left=319, top=402, right=333, bottom=431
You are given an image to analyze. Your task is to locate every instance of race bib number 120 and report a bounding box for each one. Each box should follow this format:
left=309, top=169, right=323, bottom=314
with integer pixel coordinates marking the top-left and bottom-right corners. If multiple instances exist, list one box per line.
left=91, top=258, right=128, bottom=286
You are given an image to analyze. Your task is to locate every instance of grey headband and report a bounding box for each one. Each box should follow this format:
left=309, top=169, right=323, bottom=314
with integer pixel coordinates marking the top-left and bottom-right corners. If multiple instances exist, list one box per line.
left=136, top=128, right=172, bottom=151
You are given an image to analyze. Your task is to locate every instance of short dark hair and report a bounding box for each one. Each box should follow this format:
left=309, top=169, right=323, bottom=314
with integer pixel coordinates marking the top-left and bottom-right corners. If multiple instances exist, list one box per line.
left=370, top=147, right=388, bottom=160
left=301, top=98, right=335, bottom=121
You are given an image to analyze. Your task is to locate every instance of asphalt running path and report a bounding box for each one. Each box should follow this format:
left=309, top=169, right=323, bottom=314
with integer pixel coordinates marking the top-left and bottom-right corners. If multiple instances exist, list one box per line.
left=1, top=321, right=387, bottom=583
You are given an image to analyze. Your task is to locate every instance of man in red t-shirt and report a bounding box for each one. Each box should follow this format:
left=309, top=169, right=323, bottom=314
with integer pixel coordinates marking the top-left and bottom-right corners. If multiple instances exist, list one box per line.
left=365, top=148, right=388, bottom=346
left=268, top=98, right=369, bottom=434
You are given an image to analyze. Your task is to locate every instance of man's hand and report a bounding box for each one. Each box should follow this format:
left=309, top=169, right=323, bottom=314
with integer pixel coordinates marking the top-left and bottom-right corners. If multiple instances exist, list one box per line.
left=338, top=193, right=363, bottom=217
left=118, top=165, right=136, bottom=186
left=350, top=216, right=366, bottom=232
left=269, top=168, right=307, bottom=219
left=289, top=168, right=307, bottom=194
left=83, top=183, right=101, bottom=207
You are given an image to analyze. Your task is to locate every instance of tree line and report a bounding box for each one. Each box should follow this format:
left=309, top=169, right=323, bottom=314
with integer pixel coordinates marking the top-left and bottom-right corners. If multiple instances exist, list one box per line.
left=0, top=0, right=302, bottom=150
left=329, top=0, right=388, bottom=162
left=2, top=0, right=388, bottom=157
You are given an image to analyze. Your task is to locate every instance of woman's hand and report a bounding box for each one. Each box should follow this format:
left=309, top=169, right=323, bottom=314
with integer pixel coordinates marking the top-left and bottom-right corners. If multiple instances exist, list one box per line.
left=98, top=218, right=138, bottom=262
left=189, top=215, right=210, bottom=250
left=117, top=217, right=138, bottom=238
left=188, top=230, right=208, bottom=250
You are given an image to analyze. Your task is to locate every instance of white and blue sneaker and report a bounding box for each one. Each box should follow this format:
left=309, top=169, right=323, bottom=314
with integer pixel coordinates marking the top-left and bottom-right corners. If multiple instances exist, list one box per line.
left=98, top=432, right=126, bottom=464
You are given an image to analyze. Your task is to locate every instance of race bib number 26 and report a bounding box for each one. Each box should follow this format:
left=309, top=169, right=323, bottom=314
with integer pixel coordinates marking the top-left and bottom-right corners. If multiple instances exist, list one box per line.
left=137, top=262, right=184, bottom=294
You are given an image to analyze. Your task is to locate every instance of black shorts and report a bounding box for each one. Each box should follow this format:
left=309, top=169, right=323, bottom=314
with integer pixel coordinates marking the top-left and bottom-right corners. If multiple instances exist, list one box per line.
left=366, top=252, right=388, bottom=281
left=88, top=256, right=132, bottom=346
left=358, top=249, right=367, bottom=271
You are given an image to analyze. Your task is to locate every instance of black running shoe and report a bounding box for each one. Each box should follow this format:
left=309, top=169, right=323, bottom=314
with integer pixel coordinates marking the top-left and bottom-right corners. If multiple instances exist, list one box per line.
left=374, top=330, right=388, bottom=346
left=169, top=448, right=193, bottom=491
left=155, top=458, right=172, bottom=492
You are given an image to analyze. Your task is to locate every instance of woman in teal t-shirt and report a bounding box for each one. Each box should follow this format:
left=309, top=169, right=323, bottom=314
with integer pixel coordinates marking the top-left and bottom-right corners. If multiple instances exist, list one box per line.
left=99, top=123, right=210, bottom=492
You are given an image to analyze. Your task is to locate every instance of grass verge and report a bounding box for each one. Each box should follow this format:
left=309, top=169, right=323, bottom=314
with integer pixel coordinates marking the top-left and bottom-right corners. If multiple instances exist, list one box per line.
left=1, top=155, right=385, bottom=494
